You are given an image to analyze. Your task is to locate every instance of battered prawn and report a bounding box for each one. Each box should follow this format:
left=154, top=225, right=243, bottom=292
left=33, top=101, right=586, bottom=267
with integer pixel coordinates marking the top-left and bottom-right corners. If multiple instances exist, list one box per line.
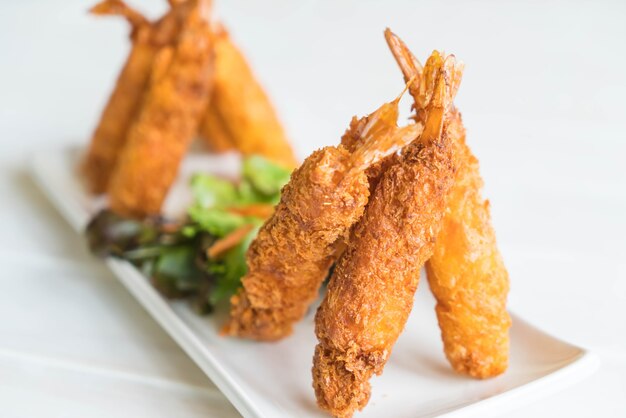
left=385, top=29, right=511, bottom=379
left=107, top=0, right=214, bottom=217
left=198, top=25, right=298, bottom=167
left=81, top=0, right=193, bottom=193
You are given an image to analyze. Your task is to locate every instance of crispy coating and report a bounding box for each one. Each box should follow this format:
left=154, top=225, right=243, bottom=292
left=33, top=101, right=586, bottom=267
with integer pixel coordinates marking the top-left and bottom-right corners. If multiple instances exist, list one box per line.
left=385, top=29, right=511, bottom=379
left=198, top=27, right=297, bottom=167
left=81, top=0, right=193, bottom=193
left=312, top=56, right=459, bottom=418
left=225, top=146, right=369, bottom=340
left=107, top=0, right=214, bottom=217
left=425, top=109, right=511, bottom=378
left=224, top=96, right=421, bottom=341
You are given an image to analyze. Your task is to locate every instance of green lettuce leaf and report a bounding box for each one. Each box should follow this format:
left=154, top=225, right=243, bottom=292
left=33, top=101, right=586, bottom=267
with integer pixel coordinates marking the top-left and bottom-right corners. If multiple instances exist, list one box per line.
left=208, top=224, right=260, bottom=304
left=188, top=205, right=247, bottom=236
left=152, top=246, right=204, bottom=297
left=191, top=174, right=239, bottom=208
left=242, top=155, right=291, bottom=197
left=236, top=178, right=275, bottom=204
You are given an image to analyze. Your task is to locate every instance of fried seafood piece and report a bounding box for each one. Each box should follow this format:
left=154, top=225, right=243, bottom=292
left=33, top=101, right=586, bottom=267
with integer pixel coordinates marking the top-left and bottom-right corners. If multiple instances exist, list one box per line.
left=386, top=29, right=511, bottom=379
left=198, top=26, right=297, bottom=167
left=340, top=98, right=423, bottom=194
left=224, top=93, right=421, bottom=341
left=426, top=110, right=510, bottom=378
left=312, top=54, right=460, bottom=418
left=107, top=0, right=214, bottom=217
left=81, top=0, right=193, bottom=193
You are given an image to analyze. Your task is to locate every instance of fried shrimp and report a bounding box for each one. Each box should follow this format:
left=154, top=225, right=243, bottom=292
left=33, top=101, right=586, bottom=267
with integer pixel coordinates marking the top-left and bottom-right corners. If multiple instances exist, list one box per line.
left=198, top=26, right=298, bottom=167
left=107, top=0, right=214, bottom=217
left=81, top=0, right=153, bottom=194
left=82, top=0, right=194, bottom=193
left=312, top=54, right=461, bottom=418
left=385, top=29, right=511, bottom=379
left=224, top=93, right=421, bottom=341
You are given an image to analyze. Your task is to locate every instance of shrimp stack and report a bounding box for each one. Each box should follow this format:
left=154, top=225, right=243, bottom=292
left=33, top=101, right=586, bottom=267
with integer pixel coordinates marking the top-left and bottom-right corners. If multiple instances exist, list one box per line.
left=224, top=93, right=421, bottom=341
left=223, top=29, right=510, bottom=418
left=82, top=0, right=297, bottom=216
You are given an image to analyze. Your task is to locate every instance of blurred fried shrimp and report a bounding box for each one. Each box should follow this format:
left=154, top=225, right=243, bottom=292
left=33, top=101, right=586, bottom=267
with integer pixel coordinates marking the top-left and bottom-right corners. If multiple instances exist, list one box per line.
left=385, top=29, right=510, bottom=379
left=81, top=0, right=153, bottom=193
left=198, top=26, right=297, bottom=167
left=312, top=54, right=459, bottom=418
left=224, top=93, right=421, bottom=341
left=107, top=0, right=214, bottom=217
left=199, top=102, right=237, bottom=152
left=82, top=0, right=194, bottom=193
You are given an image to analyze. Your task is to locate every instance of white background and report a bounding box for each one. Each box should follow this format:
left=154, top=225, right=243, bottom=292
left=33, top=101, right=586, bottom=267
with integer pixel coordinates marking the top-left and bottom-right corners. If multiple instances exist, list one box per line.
left=1, top=0, right=625, bottom=416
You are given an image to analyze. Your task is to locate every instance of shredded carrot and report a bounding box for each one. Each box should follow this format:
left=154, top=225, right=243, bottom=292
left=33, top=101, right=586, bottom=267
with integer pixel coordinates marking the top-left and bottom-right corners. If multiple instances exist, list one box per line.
left=207, top=223, right=254, bottom=259
left=226, top=204, right=275, bottom=219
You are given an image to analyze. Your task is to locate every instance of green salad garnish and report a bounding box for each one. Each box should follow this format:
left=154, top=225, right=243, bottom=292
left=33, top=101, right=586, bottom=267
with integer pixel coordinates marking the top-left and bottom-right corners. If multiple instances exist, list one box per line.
left=86, top=155, right=291, bottom=313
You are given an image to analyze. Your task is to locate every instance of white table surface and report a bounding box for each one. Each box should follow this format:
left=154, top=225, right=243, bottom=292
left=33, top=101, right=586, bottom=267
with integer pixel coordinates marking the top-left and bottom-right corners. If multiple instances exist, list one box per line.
left=1, top=0, right=625, bottom=416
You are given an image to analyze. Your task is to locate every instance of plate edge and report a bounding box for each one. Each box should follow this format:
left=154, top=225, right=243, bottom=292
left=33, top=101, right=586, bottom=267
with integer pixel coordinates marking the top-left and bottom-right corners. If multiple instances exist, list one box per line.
left=438, top=350, right=600, bottom=418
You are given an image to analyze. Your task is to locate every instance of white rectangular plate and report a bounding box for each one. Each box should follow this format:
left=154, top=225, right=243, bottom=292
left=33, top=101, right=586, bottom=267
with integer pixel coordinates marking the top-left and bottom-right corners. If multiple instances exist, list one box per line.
left=31, top=148, right=599, bottom=418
